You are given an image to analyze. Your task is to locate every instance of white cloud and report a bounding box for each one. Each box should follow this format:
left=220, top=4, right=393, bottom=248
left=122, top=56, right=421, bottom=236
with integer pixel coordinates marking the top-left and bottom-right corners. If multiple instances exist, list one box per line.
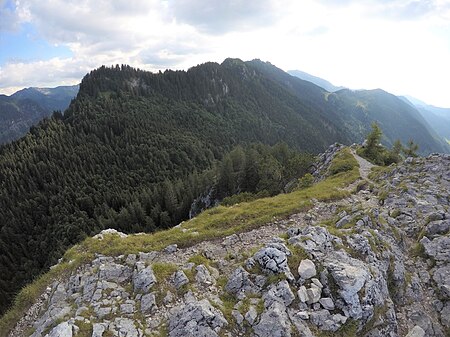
left=1, top=0, right=450, bottom=106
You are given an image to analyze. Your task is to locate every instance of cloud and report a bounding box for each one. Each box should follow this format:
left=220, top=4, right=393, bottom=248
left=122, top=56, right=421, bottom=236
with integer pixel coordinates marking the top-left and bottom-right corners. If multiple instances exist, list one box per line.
left=0, top=0, right=20, bottom=32
left=168, top=0, right=279, bottom=34
left=0, top=57, right=93, bottom=91
left=316, top=0, right=447, bottom=20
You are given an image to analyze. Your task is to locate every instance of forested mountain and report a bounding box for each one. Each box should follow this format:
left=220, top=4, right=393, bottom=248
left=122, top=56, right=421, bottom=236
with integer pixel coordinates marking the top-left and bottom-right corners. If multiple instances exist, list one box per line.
left=0, top=59, right=448, bottom=315
left=288, top=69, right=345, bottom=92
left=0, top=85, right=78, bottom=143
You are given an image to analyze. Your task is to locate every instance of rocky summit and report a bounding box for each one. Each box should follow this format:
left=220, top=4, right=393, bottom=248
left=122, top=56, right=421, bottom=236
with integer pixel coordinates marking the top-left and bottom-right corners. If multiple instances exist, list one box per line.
left=4, top=147, right=450, bottom=337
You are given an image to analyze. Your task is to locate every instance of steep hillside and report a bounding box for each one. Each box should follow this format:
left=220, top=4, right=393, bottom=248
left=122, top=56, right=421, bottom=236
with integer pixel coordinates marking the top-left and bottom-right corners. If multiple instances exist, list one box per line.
left=2, top=146, right=449, bottom=337
left=416, top=105, right=450, bottom=142
left=0, top=96, right=48, bottom=144
left=0, top=85, right=78, bottom=143
left=328, top=88, right=449, bottom=153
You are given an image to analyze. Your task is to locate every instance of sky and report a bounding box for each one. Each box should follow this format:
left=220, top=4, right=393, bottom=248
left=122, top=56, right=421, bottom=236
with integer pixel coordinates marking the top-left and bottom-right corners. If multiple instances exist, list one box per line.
left=1, top=0, right=450, bottom=107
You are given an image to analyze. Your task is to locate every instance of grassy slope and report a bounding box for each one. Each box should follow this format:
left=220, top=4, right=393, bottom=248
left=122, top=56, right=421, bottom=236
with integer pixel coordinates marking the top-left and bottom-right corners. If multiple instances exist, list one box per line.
left=0, top=147, right=359, bottom=336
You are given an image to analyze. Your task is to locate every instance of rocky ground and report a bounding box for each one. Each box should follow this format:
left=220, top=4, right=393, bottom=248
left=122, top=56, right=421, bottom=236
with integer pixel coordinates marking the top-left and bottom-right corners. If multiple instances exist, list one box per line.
left=6, top=148, right=450, bottom=337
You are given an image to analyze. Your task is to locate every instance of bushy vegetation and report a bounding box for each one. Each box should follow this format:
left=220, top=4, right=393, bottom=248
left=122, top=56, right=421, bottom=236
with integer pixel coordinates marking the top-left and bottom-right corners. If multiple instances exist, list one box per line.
left=358, top=122, right=419, bottom=165
left=328, top=148, right=358, bottom=175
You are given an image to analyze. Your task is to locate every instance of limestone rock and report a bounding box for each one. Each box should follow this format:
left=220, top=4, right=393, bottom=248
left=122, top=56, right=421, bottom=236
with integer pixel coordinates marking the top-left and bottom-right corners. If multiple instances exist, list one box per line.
left=253, top=302, right=291, bottom=337
left=306, top=286, right=321, bottom=304
left=133, top=262, right=156, bottom=293
left=93, top=228, right=128, bottom=240
left=171, top=270, right=189, bottom=289
left=298, top=259, right=316, bottom=279
left=45, top=321, right=73, bottom=337
left=244, top=305, right=258, bottom=325
left=319, top=297, right=335, bottom=310
left=168, top=299, right=227, bottom=337
left=253, top=244, right=294, bottom=280
left=324, top=254, right=369, bottom=319
left=195, top=265, right=214, bottom=285
left=264, top=280, right=295, bottom=307
left=298, top=286, right=308, bottom=303
left=406, top=325, right=425, bottom=337
left=164, top=244, right=178, bottom=253
left=141, top=293, right=157, bottom=313
left=225, top=267, right=258, bottom=296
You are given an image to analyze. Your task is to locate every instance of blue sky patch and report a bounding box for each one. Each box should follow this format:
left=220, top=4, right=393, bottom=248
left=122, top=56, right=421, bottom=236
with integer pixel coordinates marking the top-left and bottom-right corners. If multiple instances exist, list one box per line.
left=0, top=23, right=72, bottom=64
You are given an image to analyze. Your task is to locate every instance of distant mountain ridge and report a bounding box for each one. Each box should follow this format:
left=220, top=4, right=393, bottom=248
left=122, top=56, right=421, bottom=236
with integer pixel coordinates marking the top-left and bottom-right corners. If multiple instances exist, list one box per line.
left=0, top=85, right=79, bottom=143
left=400, top=96, right=450, bottom=142
left=288, top=69, right=345, bottom=92
left=288, top=69, right=449, bottom=152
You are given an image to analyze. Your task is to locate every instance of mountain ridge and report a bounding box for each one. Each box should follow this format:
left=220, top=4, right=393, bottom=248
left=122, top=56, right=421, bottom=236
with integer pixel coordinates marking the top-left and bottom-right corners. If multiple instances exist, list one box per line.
left=0, top=85, right=78, bottom=144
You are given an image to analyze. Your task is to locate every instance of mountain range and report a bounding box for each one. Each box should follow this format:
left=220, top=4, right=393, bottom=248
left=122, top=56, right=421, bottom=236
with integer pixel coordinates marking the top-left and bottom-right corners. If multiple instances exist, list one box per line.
left=0, top=58, right=449, bottom=315
left=0, top=85, right=79, bottom=144
left=288, top=70, right=450, bottom=147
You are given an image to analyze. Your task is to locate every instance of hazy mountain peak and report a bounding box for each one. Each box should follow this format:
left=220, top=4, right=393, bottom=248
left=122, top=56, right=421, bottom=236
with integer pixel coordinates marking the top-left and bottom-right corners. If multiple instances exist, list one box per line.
left=288, top=69, right=345, bottom=92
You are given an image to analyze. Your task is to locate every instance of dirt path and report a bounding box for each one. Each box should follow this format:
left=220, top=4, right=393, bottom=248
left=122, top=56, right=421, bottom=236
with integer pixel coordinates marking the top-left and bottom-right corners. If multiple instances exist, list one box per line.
left=350, top=149, right=375, bottom=180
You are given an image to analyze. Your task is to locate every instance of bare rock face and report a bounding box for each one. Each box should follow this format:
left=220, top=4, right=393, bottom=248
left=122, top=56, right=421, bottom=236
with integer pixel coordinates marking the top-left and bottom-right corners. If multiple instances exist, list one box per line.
left=168, top=299, right=227, bottom=337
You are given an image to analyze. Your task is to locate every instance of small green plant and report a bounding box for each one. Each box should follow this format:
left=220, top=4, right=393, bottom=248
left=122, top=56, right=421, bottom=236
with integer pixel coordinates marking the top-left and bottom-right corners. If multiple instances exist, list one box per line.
left=410, top=243, right=426, bottom=258
left=265, top=273, right=287, bottom=286
left=328, top=148, right=359, bottom=175
left=188, top=253, right=211, bottom=267
left=76, top=321, right=93, bottom=337
left=390, top=209, right=401, bottom=218
left=297, top=173, right=314, bottom=189
left=378, top=190, right=388, bottom=205
left=152, top=263, right=178, bottom=282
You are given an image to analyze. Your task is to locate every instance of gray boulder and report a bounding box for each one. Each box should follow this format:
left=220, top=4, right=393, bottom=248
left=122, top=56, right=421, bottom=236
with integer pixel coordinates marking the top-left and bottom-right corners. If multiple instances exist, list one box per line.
left=405, top=325, right=425, bottom=337
left=99, top=262, right=132, bottom=283
left=264, top=280, right=295, bottom=307
left=168, top=299, right=227, bottom=337
left=425, top=220, right=450, bottom=236
left=141, top=292, right=157, bottom=313
left=254, top=244, right=294, bottom=280
left=225, top=267, right=258, bottom=296
left=253, top=302, right=291, bottom=337
left=195, top=265, right=214, bottom=285
left=336, top=215, right=351, bottom=228
left=319, top=297, right=335, bottom=310
left=133, top=262, right=156, bottom=293
left=45, top=322, right=73, bottom=337
left=298, top=259, right=316, bottom=279
left=244, top=306, right=258, bottom=325
left=171, top=270, right=189, bottom=289
left=421, top=236, right=450, bottom=261
left=324, top=255, right=369, bottom=319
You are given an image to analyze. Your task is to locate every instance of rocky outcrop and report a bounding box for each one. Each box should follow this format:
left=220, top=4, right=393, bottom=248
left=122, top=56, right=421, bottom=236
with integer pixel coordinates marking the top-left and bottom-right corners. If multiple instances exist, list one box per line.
left=5, top=151, right=450, bottom=337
